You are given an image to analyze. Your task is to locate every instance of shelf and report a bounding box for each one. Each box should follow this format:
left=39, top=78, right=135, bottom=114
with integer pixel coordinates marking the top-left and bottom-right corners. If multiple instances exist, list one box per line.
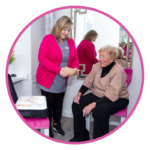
left=11, top=74, right=28, bottom=83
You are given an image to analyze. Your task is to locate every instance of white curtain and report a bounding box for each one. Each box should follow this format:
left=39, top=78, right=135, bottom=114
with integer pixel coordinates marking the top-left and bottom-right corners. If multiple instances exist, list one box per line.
left=45, top=12, right=57, bottom=35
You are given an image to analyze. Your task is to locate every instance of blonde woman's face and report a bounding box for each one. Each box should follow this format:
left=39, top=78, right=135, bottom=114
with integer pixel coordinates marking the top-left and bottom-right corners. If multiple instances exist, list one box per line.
left=99, top=51, right=113, bottom=68
left=60, top=25, right=72, bottom=40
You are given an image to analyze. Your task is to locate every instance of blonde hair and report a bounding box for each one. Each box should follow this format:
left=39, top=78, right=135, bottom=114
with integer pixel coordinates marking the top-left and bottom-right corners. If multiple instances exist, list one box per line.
left=99, top=45, right=118, bottom=60
left=83, top=30, right=98, bottom=42
left=51, top=16, right=73, bottom=40
left=117, top=47, right=124, bottom=58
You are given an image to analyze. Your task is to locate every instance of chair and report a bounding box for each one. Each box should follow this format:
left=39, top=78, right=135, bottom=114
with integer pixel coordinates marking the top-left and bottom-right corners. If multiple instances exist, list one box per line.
left=8, top=74, right=49, bottom=136
left=85, top=68, right=133, bottom=131
left=85, top=107, right=127, bottom=131
left=24, top=118, right=49, bottom=136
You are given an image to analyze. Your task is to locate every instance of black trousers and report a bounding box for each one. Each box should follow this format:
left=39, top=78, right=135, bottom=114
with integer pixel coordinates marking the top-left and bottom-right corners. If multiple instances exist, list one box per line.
left=41, top=89, right=65, bottom=126
left=72, top=93, right=129, bottom=140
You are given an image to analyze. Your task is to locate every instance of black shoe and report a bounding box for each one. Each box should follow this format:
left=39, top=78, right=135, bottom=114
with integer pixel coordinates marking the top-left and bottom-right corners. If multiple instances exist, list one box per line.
left=53, top=123, right=65, bottom=136
left=69, top=137, right=90, bottom=142
left=69, top=137, right=78, bottom=142
left=49, top=127, right=54, bottom=138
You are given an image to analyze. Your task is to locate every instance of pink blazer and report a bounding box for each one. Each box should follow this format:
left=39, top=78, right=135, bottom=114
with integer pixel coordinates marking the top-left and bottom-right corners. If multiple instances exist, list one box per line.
left=77, top=40, right=98, bottom=74
left=36, top=34, right=79, bottom=89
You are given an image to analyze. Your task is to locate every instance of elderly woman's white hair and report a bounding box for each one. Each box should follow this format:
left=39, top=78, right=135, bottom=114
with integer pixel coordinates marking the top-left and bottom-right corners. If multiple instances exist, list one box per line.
left=98, top=45, right=118, bottom=60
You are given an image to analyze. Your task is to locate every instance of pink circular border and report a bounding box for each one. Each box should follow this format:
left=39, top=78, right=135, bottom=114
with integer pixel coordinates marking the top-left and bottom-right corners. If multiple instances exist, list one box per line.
left=5, top=5, right=144, bottom=145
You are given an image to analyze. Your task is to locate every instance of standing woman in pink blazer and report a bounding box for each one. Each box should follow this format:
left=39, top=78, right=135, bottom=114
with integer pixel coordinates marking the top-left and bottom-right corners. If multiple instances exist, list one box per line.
left=36, top=16, right=79, bottom=138
left=77, top=30, right=99, bottom=75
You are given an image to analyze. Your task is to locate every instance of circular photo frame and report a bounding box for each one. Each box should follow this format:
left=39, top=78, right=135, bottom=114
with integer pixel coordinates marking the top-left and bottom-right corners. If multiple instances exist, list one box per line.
left=5, top=5, right=145, bottom=145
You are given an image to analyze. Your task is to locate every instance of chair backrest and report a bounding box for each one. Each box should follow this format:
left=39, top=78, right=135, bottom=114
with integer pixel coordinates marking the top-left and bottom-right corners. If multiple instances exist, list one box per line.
left=8, top=74, right=18, bottom=104
left=124, top=68, right=133, bottom=87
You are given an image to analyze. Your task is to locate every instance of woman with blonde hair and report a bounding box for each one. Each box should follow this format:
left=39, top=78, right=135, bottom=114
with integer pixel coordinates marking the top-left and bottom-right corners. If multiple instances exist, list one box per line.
left=77, top=30, right=99, bottom=75
left=115, top=47, right=128, bottom=68
left=70, top=45, right=129, bottom=142
left=36, top=16, right=79, bottom=138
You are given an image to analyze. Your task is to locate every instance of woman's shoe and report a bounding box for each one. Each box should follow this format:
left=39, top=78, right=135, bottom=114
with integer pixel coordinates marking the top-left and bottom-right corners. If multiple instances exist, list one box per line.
left=69, top=137, right=78, bottom=142
left=53, top=123, right=65, bottom=136
left=69, top=137, right=90, bottom=142
left=49, top=127, right=54, bottom=138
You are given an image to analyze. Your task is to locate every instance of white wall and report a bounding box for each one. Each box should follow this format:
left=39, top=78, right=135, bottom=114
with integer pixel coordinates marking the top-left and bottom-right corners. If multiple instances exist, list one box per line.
left=8, top=16, right=45, bottom=97
left=94, top=12, right=120, bottom=58
left=8, top=27, right=32, bottom=97
left=53, top=9, right=71, bottom=25
left=30, top=16, right=45, bottom=95
left=127, top=45, right=142, bottom=116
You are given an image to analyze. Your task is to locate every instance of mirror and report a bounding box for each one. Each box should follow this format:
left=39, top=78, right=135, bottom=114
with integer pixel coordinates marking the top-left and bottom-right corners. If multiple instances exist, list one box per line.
left=71, top=9, right=133, bottom=79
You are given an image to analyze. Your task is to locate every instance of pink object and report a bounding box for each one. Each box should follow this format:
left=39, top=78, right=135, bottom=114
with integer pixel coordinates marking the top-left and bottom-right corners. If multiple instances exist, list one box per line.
left=113, top=107, right=127, bottom=117
left=24, top=117, right=49, bottom=129
left=77, top=40, right=99, bottom=74
left=36, top=34, right=79, bottom=89
left=113, top=69, right=133, bottom=117
left=124, top=68, right=133, bottom=87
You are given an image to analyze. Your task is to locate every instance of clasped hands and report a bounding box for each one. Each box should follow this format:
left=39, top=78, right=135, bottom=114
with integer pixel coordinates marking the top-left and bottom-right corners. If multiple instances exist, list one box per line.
left=73, top=94, right=96, bottom=117
left=60, top=68, right=79, bottom=77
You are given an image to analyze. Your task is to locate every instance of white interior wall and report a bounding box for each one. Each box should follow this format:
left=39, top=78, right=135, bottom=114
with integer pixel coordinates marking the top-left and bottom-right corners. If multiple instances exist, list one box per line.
left=30, top=16, right=45, bottom=95
left=94, top=12, right=120, bottom=58
left=127, top=45, right=142, bottom=116
left=8, top=27, right=32, bottom=97
left=8, top=16, right=45, bottom=97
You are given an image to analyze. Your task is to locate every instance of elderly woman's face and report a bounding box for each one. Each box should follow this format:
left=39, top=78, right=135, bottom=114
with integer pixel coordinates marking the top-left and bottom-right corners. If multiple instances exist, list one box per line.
left=99, top=51, right=113, bottom=68
left=60, top=25, right=72, bottom=40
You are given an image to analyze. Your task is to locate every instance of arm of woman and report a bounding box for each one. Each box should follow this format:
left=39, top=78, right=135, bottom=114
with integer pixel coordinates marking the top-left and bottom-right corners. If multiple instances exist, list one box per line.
left=82, top=64, right=96, bottom=89
left=38, top=36, right=61, bottom=74
left=86, top=43, right=99, bottom=64
left=104, top=70, right=126, bottom=102
left=82, top=96, right=111, bottom=116
left=73, top=85, right=89, bottom=104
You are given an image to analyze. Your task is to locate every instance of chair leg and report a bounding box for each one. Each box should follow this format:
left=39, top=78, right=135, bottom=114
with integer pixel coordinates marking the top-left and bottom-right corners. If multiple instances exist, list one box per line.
left=40, top=129, right=49, bottom=136
left=40, top=129, right=44, bottom=134
left=43, top=129, right=49, bottom=136
left=120, top=117, right=125, bottom=124
left=86, top=114, right=91, bottom=131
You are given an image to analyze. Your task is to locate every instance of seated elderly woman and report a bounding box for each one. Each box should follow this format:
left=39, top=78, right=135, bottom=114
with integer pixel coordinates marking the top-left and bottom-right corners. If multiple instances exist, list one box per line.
left=115, top=47, right=128, bottom=68
left=69, top=45, right=129, bottom=142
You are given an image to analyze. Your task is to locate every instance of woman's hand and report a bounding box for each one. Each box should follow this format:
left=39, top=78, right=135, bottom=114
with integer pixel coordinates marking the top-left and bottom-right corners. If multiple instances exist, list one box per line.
left=73, top=92, right=82, bottom=104
left=83, top=102, right=96, bottom=117
left=74, top=68, right=79, bottom=76
left=73, top=95, right=80, bottom=104
left=60, top=68, right=69, bottom=77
